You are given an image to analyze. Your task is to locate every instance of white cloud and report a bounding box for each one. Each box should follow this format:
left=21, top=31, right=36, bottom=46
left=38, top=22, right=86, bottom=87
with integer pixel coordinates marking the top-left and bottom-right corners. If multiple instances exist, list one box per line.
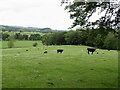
left=0, top=0, right=73, bottom=30
left=2, top=0, right=118, bottom=30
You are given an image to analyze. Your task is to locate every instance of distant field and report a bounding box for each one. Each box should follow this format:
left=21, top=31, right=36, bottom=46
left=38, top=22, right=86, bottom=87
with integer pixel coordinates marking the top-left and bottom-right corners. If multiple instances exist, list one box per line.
left=2, top=31, right=44, bottom=35
left=20, top=32, right=44, bottom=36
left=2, top=41, right=118, bottom=88
left=2, top=40, right=43, bottom=49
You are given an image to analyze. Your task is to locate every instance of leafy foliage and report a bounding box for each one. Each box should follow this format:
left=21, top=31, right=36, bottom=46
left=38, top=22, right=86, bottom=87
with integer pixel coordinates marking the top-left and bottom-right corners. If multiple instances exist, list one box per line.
left=2, top=32, right=41, bottom=41
left=42, top=32, right=66, bottom=45
left=42, top=29, right=118, bottom=50
left=64, top=0, right=120, bottom=31
left=7, top=35, right=15, bottom=48
left=104, top=32, right=118, bottom=50
left=1, top=33, right=9, bottom=40
left=65, top=30, right=81, bottom=45
left=29, top=34, right=41, bottom=40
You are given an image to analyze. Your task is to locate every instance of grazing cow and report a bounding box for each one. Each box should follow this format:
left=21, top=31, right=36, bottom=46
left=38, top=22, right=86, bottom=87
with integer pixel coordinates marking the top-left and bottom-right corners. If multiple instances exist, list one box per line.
left=47, top=82, right=54, bottom=85
left=44, top=51, right=47, bottom=54
left=87, top=48, right=96, bottom=54
left=57, top=49, right=64, bottom=53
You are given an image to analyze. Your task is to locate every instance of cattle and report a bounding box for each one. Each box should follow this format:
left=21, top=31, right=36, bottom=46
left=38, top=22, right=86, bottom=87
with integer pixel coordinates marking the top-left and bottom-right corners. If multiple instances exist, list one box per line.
left=57, top=49, right=64, bottom=53
left=47, top=82, right=54, bottom=85
left=44, top=51, right=47, bottom=54
left=87, top=48, right=96, bottom=54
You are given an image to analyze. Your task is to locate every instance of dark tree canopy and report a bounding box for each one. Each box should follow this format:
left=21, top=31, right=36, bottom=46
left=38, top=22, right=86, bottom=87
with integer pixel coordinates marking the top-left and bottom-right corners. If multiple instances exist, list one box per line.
left=61, top=0, right=120, bottom=31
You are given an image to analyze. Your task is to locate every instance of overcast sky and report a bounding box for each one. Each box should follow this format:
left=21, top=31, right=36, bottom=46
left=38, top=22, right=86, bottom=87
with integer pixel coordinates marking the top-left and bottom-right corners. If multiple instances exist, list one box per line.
left=0, top=0, right=74, bottom=30
left=0, top=0, right=119, bottom=30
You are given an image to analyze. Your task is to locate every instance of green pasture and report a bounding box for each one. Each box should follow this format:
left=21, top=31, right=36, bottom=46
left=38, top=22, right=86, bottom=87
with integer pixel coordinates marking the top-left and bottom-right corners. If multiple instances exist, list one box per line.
left=2, top=31, right=44, bottom=35
left=2, top=41, right=118, bottom=88
left=2, top=40, right=43, bottom=49
left=21, top=32, right=44, bottom=36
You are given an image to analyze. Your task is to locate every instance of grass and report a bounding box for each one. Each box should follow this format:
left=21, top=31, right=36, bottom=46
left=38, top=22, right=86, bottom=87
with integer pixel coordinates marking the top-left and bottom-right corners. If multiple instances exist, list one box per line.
left=2, top=41, right=118, bottom=88
left=2, top=40, right=43, bottom=49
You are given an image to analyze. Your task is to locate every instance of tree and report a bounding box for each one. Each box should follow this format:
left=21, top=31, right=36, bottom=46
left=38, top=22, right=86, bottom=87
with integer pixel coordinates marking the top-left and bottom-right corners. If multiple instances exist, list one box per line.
left=64, top=0, right=120, bottom=32
left=7, top=35, right=15, bottom=48
left=2, top=33, right=9, bottom=40
left=103, top=32, right=118, bottom=50
left=65, top=30, right=80, bottom=45
left=51, top=32, right=66, bottom=45
left=15, top=33, right=23, bottom=40
left=29, top=34, right=41, bottom=40
left=41, top=32, right=66, bottom=45
left=41, top=34, right=53, bottom=45
left=23, top=34, right=28, bottom=40
left=118, top=30, right=120, bottom=50
left=77, top=30, right=88, bottom=45
left=95, top=34, right=105, bottom=48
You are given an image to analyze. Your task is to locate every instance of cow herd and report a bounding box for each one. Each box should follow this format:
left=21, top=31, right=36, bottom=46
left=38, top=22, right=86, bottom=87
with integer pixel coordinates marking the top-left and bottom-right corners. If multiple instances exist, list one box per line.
left=43, top=48, right=97, bottom=54
left=44, top=49, right=64, bottom=54
left=25, top=47, right=98, bottom=54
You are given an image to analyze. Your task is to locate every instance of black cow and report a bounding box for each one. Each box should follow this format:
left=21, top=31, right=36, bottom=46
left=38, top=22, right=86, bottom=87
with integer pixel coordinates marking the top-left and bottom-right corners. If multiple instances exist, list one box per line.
left=57, top=49, right=64, bottom=53
left=44, top=51, right=47, bottom=54
left=87, top=48, right=96, bottom=54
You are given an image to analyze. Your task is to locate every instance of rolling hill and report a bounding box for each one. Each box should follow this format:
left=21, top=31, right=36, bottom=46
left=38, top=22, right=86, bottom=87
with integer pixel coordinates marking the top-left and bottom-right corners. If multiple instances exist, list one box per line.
left=0, top=25, right=65, bottom=33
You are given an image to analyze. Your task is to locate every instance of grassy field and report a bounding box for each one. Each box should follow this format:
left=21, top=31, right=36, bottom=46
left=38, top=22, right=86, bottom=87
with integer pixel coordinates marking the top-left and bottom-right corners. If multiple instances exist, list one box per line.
left=2, top=40, right=43, bottom=49
left=2, top=41, right=118, bottom=88
left=2, top=31, right=44, bottom=35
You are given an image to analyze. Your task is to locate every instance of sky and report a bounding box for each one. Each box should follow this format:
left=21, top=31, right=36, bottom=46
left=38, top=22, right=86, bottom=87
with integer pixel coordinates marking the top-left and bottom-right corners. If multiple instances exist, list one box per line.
left=0, top=0, right=119, bottom=30
left=0, top=0, right=73, bottom=30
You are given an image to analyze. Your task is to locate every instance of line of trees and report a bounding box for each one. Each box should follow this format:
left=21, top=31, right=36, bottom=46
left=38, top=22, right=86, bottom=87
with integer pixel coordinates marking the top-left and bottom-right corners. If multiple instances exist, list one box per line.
left=42, top=29, right=118, bottom=50
left=59, top=0, right=119, bottom=50
left=1, top=33, right=41, bottom=41
left=1, top=28, right=119, bottom=50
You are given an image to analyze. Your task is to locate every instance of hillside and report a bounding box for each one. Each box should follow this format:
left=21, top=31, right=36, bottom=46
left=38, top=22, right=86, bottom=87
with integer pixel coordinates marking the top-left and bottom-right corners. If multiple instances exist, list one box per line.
left=0, top=25, right=65, bottom=33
